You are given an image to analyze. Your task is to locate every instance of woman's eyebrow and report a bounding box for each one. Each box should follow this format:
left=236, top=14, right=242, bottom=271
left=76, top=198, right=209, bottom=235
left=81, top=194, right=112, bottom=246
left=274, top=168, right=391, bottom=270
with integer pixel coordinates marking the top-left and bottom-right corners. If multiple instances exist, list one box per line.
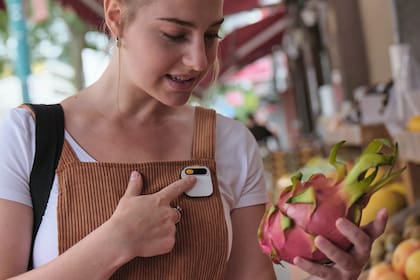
left=157, top=17, right=225, bottom=28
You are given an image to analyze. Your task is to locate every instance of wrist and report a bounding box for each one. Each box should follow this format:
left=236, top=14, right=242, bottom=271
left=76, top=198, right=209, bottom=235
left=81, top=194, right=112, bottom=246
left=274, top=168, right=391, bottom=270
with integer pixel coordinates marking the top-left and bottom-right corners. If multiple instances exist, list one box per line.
left=96, top=220, right=134, bottom=268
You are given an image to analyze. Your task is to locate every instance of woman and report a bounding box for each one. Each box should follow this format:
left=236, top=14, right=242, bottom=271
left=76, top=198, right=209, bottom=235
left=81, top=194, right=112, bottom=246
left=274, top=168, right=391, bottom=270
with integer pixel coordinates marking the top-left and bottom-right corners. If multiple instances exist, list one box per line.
left=0, top=0, right=386, bottom=279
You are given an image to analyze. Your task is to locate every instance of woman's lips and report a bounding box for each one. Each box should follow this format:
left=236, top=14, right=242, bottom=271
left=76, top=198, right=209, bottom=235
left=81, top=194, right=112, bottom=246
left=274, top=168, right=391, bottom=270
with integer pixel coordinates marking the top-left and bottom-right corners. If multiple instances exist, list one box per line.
left=165, top=74, right=197, bottom=91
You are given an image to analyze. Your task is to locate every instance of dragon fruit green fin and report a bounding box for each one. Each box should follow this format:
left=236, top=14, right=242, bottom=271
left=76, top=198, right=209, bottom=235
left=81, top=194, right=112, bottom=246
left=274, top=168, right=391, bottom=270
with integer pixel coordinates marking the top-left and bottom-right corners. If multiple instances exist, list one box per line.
left=344, top=167, right=378, bottom=207
left=328, top=141, right=347, bottom=182
left=281, top=215, right=292, bottom=230
left=290, top=172, right=303, bottom=192
left=362, top=138, right=391, bottom=155
left=344, top=153, right=393, bottom=186
left=287, top=186, right=316, bottom=205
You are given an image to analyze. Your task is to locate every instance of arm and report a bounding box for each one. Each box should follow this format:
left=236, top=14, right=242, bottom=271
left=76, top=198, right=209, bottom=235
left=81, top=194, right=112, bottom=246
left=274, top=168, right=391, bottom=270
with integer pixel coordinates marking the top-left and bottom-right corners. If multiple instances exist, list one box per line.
left=0, top=173, right=196, bottom=280
left=223, top=204, right=276, bottom=280
left=0, top=200, right=33, bottom=278
left=0, top=108, right=124, bottom=279
left=0, top=197, right=128, bottom=280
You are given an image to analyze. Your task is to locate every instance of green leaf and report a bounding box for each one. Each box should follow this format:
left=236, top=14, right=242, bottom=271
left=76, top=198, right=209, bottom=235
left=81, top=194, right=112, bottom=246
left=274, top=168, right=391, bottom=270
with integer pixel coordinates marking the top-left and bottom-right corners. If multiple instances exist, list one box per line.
left=362, top=138, right=391, bottom=155
left=288, top=186, right=316, bottom=204
left=290, top=172, right=303, bottom=193
left=328, top=141, right=347, bottom=182
left=343, top=153, right=393, bottom=186
left=281, top=215, right=292, bottom=230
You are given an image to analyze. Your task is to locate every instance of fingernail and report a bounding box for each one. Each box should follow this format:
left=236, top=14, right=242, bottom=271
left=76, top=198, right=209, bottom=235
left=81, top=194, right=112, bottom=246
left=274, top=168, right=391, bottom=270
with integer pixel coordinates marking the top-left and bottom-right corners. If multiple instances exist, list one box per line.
left=379, top=208, right=388, bottom=218
left=314, top=236, right=323, bottom=246
left=130, top=171, right=139, bottom=181
left=187, top=176, right=197, bottom=183
left=336, top=218, right=345, bottom=228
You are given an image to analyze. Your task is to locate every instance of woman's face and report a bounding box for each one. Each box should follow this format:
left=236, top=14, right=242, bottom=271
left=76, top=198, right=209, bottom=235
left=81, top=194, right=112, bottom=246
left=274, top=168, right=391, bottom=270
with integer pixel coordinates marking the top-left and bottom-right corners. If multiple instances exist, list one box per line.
left=120, top=0, right=224, bottom=106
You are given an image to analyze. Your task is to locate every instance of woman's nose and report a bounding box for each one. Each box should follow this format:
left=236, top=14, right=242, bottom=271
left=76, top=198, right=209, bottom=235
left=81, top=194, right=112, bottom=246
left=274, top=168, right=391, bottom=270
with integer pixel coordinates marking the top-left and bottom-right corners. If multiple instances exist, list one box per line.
left=183, top=39, right=209, bottom=71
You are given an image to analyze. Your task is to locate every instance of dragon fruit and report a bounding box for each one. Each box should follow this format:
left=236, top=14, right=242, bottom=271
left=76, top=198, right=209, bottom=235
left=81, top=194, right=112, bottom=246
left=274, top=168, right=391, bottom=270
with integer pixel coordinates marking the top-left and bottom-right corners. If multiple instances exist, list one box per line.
left=258, top=138, right=405, bottom=264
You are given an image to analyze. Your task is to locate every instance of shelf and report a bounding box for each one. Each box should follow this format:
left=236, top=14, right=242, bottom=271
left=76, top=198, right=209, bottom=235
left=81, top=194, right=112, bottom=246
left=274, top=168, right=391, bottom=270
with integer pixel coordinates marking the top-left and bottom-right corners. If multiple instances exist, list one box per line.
left=317, top=118, right=390, bottom=147
left=390, top=129, right=420, bottom=205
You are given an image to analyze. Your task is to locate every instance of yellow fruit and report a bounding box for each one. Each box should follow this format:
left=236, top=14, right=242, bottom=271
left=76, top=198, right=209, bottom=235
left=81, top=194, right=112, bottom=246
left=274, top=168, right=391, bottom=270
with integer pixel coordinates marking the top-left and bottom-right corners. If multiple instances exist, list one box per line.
left=377, top=271, right=406, bottom=280
left=392, top=239, right=420, bottom=275
left=367, top=167, right=385, bottom=185
left=385, top=182, right=407, bottom=197
left=405, top=250, right=420, bottom=280
left=367, top=262, right=393, bottom=280
left=361, top=189, right=407, bottom=226
left=407, top=115, right=420, bottom=132
left=384, top=232, right=402, bottom=252
left=371, top=238, right=385, bottom=258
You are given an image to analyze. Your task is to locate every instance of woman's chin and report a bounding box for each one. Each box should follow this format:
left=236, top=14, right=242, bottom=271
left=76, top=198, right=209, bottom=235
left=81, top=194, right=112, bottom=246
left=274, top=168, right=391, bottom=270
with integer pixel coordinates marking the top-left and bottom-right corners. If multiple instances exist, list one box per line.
left=158, top=95, right=192, bottom=107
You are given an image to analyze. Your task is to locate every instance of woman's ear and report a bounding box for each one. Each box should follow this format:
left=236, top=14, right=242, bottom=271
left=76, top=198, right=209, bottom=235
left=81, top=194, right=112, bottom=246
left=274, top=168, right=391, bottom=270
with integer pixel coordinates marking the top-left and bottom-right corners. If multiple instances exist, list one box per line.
left=104, top=0, right=122, bottom=38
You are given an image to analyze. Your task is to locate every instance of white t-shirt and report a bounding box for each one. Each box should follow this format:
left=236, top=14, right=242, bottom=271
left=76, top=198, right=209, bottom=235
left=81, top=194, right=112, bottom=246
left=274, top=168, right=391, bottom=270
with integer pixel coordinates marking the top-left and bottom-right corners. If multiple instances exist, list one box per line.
left=0, top=107, right=268, bottom=268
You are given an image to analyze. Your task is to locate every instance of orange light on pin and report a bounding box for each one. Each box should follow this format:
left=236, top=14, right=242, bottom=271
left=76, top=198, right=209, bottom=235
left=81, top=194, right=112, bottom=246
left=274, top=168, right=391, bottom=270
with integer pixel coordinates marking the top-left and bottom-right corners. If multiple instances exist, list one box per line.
left=185, top=169, right=194, bottom=175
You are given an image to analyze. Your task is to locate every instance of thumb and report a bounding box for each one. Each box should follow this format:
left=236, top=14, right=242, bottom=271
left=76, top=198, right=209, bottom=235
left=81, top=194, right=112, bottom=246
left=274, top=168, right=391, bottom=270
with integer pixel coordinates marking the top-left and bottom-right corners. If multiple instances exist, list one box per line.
left=364, top=208, right=388, bottom=239
left=124, top=171, right=143, bottom=197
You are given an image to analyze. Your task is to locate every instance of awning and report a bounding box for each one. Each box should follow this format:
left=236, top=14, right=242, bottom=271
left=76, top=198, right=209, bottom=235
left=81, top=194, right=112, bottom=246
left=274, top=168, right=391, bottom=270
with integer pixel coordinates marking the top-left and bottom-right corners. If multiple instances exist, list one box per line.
left=59, top=0, right=103, bottom=28
left=50, top=0, right=272, bottom=27
left=219, top=8, right=288, bottom=78
left=224, top=0, right=277, bottom=15
left=0, top=0, right=282, bottom=25
left=226, top=55, right=273, bottom=83
left=196, top=7, right=288, bottom=89
left=58, top=0, right=275, bottom=25
left=61, top=0, right=279, bottom=26
left=57, top=0, right=264, bottom=27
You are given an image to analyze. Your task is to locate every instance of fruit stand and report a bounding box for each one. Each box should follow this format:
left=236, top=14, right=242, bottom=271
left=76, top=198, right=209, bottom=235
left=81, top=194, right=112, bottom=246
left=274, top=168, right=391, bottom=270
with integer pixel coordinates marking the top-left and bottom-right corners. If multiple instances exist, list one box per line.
left=262, top=137, right=411, bottom=280
left=317, top=117, right=391, bottom=147
left=391, top=128, right=420, bottom=205
left=363, top=201, right=420, bottom=280
left=400, top=161, right=420, bottom=206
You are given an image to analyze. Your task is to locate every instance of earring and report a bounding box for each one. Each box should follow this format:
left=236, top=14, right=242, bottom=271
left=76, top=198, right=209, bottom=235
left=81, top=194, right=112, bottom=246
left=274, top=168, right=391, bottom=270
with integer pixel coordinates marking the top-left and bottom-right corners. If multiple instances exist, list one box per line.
left=116, top=37, right=121, bottom=48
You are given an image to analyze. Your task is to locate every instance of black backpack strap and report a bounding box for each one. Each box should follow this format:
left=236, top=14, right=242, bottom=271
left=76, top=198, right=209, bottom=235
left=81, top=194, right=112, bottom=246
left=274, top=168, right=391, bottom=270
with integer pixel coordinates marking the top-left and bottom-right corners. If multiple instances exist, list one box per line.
left=26, top=103, right=64, bottom=269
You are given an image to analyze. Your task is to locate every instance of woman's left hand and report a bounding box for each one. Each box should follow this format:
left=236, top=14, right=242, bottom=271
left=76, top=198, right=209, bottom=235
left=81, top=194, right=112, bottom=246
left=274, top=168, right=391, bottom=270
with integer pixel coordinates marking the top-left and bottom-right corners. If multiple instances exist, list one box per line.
left=293, top=208, right=388, bottom=280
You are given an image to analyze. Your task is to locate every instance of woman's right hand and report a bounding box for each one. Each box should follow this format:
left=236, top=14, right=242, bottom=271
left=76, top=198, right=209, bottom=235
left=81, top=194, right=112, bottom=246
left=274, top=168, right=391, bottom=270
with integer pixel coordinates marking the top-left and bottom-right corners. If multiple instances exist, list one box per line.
left=108, top=171, right=196, bottom=259
left=0, top=171, right=196, bottom=279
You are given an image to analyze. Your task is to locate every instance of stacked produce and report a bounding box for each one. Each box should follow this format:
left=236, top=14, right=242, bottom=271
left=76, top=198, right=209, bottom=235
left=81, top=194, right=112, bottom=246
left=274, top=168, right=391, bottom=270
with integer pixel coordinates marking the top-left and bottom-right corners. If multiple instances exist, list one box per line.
left=368, top=213, right=420, bottom=280
left=407, top=115, right=420, bottom=132
left=258, top=138, right=404, bottom=264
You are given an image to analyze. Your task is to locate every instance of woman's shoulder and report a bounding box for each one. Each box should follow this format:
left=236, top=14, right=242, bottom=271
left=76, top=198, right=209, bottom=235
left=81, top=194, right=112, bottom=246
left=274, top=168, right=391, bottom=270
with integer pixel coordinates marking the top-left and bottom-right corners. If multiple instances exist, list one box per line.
left=215, top=112, right=244, bottom=130
left=0, top=106, right=35, bottom=206
left=213, top=112, right=261, bottom=166
left=213, top=111, right=267, bottom=209
left=0, top=106, right=35, bottom=154
left=0, top=106, right=34, bottom=131
left=0, top=106, right=35, bottom=159
left=215, top=112, right=255, bottom=144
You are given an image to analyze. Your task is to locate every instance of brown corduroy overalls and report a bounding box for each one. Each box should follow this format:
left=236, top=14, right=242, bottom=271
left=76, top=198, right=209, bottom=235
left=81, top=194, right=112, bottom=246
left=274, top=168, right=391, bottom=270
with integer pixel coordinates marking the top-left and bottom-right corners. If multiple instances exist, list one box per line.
left=55, top=107, right=229, bottom=279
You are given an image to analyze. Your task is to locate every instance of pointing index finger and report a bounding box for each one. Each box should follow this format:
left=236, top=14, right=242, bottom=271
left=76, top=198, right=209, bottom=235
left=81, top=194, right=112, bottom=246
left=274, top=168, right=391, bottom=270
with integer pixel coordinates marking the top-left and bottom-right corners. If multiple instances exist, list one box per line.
left=158, top=176, right=196, bottom=204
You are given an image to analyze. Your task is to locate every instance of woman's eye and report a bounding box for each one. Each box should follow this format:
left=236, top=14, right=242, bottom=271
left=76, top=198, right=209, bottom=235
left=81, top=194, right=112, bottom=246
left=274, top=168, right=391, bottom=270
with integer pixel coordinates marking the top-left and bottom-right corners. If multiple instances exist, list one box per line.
left=163, top=33, right=187, bottom=42
left=162, top=32, right=222, bottom=44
